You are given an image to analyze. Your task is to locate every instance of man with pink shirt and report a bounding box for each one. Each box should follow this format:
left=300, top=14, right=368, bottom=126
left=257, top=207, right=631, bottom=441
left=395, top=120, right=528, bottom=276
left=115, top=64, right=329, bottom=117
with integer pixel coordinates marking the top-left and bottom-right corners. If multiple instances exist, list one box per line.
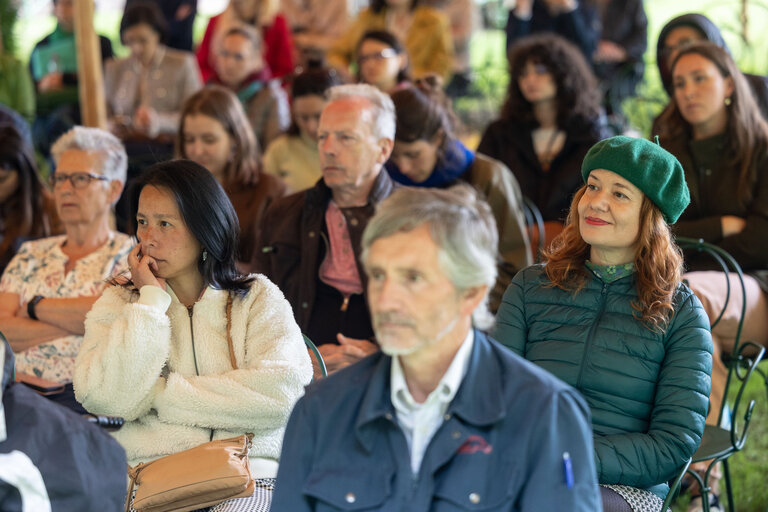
left=255, top=84, right=396, bottom=373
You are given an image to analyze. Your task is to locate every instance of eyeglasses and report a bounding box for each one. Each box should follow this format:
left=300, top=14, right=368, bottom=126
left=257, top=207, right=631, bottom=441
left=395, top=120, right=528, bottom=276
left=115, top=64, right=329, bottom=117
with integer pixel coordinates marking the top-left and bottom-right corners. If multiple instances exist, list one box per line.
left=357, top=48, right=398, bottom=64
left=49, top=172, right=109, bottom=189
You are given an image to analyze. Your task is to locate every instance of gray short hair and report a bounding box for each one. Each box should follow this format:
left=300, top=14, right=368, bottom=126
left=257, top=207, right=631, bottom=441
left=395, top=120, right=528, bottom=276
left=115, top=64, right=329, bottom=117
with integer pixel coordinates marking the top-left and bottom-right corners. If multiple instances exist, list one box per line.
left=51, top=126, right=128, bottom=183
left=326, top=84, right=395, bottom=141
left=362, top=184, right=499, bottom=329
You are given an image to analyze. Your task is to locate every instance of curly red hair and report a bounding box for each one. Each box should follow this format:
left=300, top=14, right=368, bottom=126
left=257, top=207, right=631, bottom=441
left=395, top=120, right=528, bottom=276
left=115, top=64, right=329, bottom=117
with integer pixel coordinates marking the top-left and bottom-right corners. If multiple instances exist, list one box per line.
left=544, top=186, right=684, bottom=332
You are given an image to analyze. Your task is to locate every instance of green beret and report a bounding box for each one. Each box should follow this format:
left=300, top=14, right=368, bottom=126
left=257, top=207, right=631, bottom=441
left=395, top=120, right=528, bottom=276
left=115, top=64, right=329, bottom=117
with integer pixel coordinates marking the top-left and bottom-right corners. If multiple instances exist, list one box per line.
left=581, top=135, right=690, bottom=223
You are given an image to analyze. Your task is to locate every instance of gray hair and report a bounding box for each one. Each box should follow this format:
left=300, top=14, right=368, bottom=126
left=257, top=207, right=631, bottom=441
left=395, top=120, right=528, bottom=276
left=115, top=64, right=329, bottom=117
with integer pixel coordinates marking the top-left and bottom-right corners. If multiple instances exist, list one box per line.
left=51, top=126, right=128, bottom=183
left=326, top=84, right=395, bottom=141
left=362, top=184, right=499, bottom=329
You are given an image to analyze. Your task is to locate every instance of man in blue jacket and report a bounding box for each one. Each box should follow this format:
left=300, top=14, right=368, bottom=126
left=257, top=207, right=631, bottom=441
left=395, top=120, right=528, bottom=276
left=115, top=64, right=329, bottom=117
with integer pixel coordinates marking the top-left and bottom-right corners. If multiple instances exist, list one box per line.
left=272, top=185, right=602, bottom=511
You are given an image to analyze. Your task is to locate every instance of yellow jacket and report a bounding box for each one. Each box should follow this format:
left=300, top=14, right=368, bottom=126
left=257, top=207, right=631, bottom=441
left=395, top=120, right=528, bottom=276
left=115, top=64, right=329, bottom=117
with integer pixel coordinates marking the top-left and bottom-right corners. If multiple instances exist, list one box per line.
left=327, top=6, right=454, bottom=80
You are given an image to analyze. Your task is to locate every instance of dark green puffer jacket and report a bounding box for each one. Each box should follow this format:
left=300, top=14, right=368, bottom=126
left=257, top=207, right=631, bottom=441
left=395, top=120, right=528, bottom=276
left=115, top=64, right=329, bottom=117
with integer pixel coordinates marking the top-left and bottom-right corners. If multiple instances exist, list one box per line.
left=495, top=265, right=713, bottom=499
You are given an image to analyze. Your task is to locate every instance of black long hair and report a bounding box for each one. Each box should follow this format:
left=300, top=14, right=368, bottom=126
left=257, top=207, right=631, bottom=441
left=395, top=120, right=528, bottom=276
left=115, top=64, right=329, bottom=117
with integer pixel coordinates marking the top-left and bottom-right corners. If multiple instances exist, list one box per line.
left=0, top=125, right=52, bottom=270
left=120, top=1, right=168, bottom=44
left=127, top=160, right=254, bottom=295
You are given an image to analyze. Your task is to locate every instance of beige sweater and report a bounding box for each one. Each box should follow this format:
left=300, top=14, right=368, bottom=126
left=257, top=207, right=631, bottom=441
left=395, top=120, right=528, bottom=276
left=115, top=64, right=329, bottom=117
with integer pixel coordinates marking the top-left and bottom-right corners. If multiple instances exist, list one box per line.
left=73, top=276, right=312, bottom=477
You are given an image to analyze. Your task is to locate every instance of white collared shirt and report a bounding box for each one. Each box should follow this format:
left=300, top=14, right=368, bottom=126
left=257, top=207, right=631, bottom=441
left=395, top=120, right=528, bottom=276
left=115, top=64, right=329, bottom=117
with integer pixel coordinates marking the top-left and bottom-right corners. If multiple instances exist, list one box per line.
left=390, top=330, right=474, bottom=474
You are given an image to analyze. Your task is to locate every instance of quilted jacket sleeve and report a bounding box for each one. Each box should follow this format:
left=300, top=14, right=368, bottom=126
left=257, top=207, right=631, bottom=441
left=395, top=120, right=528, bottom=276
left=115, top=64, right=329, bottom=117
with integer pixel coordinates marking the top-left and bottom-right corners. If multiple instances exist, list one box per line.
left=593, top=290, right=713, bottom=487
left=152, top=277, right=312, bottom=431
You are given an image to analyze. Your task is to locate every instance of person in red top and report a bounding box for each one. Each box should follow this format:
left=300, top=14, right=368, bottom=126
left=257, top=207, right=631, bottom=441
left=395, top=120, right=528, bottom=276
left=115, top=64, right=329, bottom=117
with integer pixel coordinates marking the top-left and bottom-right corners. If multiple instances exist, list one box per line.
left=196, top=0, right=294, bottom=82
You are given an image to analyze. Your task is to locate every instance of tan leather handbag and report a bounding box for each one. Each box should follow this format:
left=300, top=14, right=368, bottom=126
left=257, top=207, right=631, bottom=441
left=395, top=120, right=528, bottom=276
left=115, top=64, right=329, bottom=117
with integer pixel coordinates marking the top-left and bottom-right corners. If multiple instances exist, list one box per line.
left=127, top=434, right=255, bottom=512
left=125, top=295, right=256, bottom=512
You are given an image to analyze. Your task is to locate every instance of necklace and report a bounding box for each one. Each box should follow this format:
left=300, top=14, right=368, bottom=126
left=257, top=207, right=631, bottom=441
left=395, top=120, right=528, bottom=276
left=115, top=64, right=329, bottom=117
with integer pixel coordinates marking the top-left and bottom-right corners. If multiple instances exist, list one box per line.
left=534, top=128, right=564, bottom=172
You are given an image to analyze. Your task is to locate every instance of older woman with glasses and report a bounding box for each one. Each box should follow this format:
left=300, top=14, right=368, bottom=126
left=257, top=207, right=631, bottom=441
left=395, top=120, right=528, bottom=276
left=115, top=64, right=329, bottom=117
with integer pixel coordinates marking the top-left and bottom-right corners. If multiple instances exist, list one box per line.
left=0, top=126, right=132, bottom=414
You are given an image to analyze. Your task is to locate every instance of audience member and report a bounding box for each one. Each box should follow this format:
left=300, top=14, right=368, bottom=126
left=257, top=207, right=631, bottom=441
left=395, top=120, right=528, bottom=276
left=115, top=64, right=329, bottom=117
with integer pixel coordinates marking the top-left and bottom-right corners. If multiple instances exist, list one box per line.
left=106, top=1, right=202, bottom=140
left=29, top=0, right=114, bottom=157
left=0, top=127, right=132, bottom=414
left=591, top=0, right=647, bottom=123
left=505, top=0, right=598, bottom=60
left=477, top=34, right=608, bottom=244
left=124, top=0, right=197, bottom=51
left=653, top=13, right=768, bottom=123
left=263, top=68, right=340, bottom=192
left=272, top=185, right=602, bottom=511
left=495, top=136, right=712, bottom=512
left=422, top=0, right=477, bottom=95
left=280, top=0, right=349, bottom=66
left=356, top=30, right=411, bottom=94
left=655, top=42, right=768, bottom=510
left=178, top=86, right=286, bottom=269
left=0, top=126, right=58, bottom=274
left=328, top=0, right=454, bottom=81
left=211, top=26, right=290, bottom=148
left=197, top=0, right=295, bottom=82
left=387, top=80, right=531, bottom=311
left=255, top=84, right=397, bottom=373
left=74, top=160, right=312, bottom=511
left=0, top=338, right=127, bottom=512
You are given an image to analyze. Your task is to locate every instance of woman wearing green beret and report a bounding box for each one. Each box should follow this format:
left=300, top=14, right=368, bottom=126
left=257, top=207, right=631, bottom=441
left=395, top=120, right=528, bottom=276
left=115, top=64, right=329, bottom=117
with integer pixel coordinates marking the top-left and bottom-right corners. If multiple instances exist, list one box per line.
left=655, top=41, right=768, bottom=510
left=494, top=136, right=713, bottom=511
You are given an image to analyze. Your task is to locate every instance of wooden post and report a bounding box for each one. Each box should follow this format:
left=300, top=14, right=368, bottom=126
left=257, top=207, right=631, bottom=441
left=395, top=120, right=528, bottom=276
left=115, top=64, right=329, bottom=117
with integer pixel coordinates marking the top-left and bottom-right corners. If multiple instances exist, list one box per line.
left=73, top=0, right=107, bottom=128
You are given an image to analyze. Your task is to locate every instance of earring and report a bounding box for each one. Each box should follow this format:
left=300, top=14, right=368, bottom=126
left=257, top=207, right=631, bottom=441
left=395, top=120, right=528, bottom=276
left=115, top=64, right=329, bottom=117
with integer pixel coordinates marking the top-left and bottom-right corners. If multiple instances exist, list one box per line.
left=725, top=97, right=732, bottom=106
left=202, top=249, right=208, bottom=262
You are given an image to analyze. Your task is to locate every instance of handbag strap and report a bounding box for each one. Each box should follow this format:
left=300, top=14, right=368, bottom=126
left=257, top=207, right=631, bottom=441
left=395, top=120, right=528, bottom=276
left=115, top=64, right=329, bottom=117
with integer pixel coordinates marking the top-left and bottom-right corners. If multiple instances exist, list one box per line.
left=226, top=293, right=237, bottom=370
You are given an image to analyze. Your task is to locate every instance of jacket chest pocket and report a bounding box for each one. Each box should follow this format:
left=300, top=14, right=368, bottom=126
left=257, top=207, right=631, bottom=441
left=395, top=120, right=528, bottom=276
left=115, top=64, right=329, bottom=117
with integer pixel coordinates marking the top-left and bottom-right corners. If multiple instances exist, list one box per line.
left=432, top=460, right=519, bottom=511
left=263, top=243, right=301, bottom=288
left=302, top=466, right=395, bottom=511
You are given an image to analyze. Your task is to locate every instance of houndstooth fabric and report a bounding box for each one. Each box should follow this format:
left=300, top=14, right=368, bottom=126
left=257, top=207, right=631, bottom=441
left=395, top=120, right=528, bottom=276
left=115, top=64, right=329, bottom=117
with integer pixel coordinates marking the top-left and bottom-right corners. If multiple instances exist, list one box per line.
left=129, top=479, right=274, bottom=512
left=601, top=484, right=668, bottom=512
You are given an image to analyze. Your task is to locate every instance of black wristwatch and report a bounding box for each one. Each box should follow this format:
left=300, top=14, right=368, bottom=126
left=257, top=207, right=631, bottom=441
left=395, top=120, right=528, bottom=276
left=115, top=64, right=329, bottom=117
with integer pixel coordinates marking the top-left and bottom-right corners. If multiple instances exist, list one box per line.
left=27, top=295, right=45, bottom=321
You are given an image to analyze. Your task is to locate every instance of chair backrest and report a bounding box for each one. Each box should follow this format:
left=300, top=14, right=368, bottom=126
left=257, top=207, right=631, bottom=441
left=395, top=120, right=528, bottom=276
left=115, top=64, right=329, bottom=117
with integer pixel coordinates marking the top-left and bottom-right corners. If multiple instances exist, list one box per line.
left=522, top=196, right=545, bottom=263
left=303, top=334, right=327, bottom=379
left=676, top=237, right=748, bottom=426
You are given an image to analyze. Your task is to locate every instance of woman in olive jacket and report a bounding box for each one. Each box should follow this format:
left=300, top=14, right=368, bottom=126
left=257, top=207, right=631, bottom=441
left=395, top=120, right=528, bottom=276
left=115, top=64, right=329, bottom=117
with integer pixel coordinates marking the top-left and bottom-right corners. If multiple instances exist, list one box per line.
left=495, top=136, right=713, bottom=512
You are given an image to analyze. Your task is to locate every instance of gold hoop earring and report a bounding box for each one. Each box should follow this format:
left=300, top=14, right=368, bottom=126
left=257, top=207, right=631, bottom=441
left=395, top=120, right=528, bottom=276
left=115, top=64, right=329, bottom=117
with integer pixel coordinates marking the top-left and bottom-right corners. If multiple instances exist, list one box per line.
left=725, top=97, right=732, bottom=106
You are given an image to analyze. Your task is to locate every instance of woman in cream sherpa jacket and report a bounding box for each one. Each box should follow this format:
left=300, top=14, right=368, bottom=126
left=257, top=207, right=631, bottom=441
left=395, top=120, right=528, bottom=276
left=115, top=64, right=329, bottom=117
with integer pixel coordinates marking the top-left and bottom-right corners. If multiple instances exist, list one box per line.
left=73, top=160, right=312, bottom=482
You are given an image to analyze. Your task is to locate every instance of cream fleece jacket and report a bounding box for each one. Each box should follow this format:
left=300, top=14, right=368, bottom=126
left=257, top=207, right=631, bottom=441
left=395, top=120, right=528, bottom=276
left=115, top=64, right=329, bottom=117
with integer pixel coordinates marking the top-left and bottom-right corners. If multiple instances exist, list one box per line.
left=73, top=275, right=312, bottom=477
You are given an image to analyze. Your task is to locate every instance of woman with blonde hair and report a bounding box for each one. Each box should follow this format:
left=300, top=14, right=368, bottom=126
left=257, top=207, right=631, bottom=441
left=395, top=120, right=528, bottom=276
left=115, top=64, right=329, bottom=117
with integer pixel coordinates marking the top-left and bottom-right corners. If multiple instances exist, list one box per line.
left=495, top=136, right=713, bottom=512
left=178, top=85, right=286, bottom=270
left=196, top=0, right=294, bottom=82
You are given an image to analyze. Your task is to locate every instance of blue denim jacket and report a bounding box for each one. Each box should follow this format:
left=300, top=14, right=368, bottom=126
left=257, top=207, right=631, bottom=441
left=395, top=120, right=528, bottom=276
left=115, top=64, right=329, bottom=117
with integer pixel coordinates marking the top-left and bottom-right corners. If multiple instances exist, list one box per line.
left=272, top=331, right=602, bottom=511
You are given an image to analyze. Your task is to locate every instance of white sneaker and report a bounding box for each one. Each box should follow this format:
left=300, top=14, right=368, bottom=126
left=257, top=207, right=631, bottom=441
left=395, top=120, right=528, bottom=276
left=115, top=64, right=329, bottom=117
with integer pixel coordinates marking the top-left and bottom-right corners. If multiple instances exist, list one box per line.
left=687, top=495, right=723, bottom=512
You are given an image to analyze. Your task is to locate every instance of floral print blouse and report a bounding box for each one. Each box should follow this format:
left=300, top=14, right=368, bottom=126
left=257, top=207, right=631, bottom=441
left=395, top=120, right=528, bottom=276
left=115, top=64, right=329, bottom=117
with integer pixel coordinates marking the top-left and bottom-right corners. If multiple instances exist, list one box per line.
left=0, top=232, right=132, bottom=383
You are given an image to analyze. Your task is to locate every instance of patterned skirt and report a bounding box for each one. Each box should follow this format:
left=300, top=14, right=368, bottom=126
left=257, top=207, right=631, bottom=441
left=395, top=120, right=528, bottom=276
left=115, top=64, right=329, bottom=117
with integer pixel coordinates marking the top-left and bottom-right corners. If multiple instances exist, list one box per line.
left=601, top=484, right=668, bottom=512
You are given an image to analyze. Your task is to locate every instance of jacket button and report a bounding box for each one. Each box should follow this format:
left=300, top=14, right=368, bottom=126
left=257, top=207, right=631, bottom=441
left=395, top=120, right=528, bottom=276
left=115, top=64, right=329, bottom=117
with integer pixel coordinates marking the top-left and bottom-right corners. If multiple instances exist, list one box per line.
left=452, top=431, right=461, bottom=439
left=384, top=413, right=393, bottom=420
left=349, top=217, right=359, bottom=226
left=301, top=302, right=308, bottom=309
left=345, top=493, right=356, bottom=503
left=444, top=413, right=451, bottom=421
left=308, top=231, right=315, bottom=238
left=469, top=492, right=480, bottom=504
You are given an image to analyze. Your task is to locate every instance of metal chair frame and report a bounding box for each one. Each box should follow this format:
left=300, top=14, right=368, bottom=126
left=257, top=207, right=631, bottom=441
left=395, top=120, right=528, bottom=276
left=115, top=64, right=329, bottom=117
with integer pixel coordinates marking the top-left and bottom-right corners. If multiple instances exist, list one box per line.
left=660, top=238, right=766, bottom=512
left=522, top=196, right=545, bottom=263
left=303, top=334, right=327, bottom=379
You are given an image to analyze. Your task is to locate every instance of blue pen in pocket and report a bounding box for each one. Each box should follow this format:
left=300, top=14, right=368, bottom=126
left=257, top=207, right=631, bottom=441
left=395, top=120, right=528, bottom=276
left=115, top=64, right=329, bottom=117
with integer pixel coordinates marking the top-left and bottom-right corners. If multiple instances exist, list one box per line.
left=563, top=452, right=574, bottom=489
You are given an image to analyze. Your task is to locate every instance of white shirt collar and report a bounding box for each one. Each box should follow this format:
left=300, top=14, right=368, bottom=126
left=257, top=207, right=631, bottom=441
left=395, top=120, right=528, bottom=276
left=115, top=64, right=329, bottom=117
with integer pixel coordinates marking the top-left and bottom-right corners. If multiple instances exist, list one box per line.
left=390, top=329, right=475, bottom=413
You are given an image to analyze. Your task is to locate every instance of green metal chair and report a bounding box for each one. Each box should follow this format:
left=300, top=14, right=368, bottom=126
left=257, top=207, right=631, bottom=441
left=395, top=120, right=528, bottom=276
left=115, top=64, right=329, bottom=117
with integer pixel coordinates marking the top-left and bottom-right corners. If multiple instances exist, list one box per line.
left=522, top=196, right=545, bottom=263
left=660, top=238, right=766, bottom=512
left=303, top=334, right=327, bottom=379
